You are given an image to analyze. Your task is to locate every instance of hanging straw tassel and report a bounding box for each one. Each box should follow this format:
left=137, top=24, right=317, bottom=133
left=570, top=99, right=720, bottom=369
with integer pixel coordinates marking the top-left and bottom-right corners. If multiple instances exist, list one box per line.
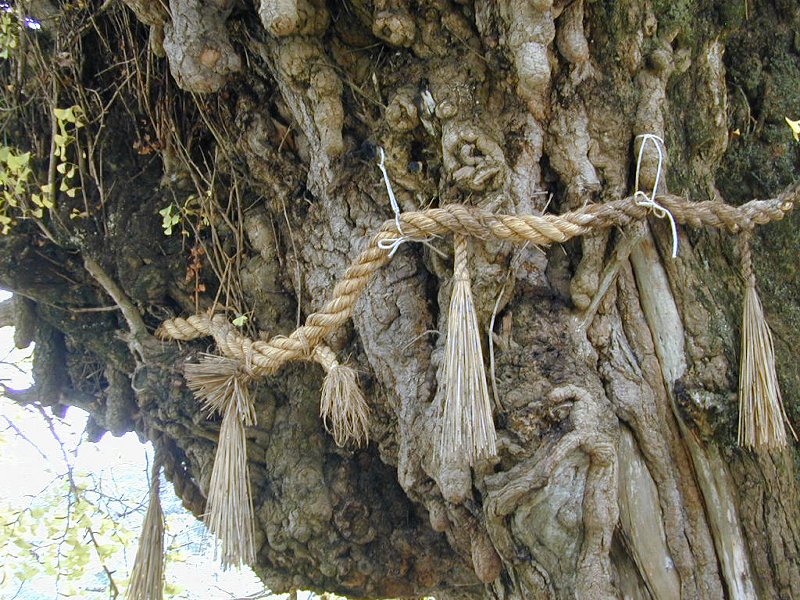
left=738, top=234, right=797, bottom=451
left=184, top=355, right=256, bottom=568
left=127, top=461, right=165, bottom=600
left=314, top=344, right=370, bottom=447
left=440, top=234, right=497, bottom=465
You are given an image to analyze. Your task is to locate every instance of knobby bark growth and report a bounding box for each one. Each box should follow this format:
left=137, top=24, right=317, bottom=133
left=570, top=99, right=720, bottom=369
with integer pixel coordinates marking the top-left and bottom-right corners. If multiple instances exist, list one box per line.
left=1, top=1, right=799, bottom=598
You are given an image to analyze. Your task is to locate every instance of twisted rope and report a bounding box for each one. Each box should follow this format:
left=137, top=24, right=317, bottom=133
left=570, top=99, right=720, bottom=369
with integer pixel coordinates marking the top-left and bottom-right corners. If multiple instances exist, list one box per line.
left=452, top=234, right=470, bottom=281
left=157, top=186, right=799, bottom=372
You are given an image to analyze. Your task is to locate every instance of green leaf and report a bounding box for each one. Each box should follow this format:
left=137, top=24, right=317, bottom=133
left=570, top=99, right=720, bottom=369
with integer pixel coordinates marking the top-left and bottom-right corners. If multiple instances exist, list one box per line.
left=232, top=314, right=248, bottom=327
left=159, top=204, right=181, bottom=235
left=53, top=107, right=75, bottom=122
left=786, top=116, right=800, bottom=142
left=6, top=151, right=29, bottom=171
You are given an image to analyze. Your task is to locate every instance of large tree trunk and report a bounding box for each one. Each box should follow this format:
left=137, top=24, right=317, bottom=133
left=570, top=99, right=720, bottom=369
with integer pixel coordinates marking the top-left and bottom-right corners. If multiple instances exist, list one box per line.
left=2, top=1, right=799, bottom=598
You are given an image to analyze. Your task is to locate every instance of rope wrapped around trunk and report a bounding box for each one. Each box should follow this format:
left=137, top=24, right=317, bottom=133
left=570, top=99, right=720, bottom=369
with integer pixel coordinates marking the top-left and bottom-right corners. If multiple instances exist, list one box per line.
left=157, top=187, right=799, bottom=374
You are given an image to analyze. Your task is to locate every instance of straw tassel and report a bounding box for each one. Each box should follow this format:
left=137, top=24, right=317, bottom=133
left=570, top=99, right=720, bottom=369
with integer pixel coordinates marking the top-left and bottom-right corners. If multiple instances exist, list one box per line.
left=184, top=355, right=256, bottom=568
left=440, top=234, right=497, bottom=465
left=738, top=234, right=797, bottom=451
left=314, top=344, right=370, bottom=447
left=127, top=462, right=165, bottom=600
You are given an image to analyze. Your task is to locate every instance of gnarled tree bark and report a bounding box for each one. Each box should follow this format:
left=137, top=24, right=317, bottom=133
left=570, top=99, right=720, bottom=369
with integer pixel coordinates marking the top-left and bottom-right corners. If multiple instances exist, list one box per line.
left=2, top=0, right=799, bottom=598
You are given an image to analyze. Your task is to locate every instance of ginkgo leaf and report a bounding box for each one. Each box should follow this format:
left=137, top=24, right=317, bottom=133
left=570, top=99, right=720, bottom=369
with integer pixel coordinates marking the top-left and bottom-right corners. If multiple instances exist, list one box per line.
left=53, top=106, right=75, bottom=122
left=785, top=116, right=800, bottom=142
left=6, top=151, right=29, bottom=171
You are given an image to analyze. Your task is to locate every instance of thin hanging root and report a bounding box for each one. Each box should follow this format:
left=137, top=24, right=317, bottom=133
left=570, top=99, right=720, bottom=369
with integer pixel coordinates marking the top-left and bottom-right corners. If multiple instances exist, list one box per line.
left=440, top=234, right=497, bottom=465
left=204, top=401, right=257, bottom=569
left=127, top=464, right=165, bottom=600
left=738, top=236, right=798, bottom=451
left=315, top=345, right=370, bottom=447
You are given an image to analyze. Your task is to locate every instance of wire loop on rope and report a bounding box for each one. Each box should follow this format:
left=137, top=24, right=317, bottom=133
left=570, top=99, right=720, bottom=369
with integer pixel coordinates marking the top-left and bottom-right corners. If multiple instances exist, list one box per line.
left=634, top=133, right=679, bottom=258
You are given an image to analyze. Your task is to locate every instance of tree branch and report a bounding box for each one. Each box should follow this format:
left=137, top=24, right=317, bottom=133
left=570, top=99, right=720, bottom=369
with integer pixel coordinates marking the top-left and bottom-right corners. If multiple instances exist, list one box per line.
left=83, top=256, right=149, bottom=347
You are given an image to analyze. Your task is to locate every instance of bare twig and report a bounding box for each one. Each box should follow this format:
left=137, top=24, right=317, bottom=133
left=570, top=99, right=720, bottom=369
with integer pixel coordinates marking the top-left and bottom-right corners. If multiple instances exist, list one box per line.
left=83, top=255, right=148, bottom=342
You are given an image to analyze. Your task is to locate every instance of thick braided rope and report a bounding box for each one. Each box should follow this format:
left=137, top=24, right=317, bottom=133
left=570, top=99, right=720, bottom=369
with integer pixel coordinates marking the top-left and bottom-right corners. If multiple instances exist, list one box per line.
left=157, top=186, right=799, bottom=372
left=739, top=231, right=756, bottom=290
left=453, top=234, right=470, bottom=281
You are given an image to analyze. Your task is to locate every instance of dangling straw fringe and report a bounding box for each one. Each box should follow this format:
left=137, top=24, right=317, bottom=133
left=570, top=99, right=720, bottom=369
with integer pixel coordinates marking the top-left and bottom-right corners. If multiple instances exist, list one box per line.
left=184, top=355, right=256, bottom=569
left=738, top=234, right=797, bottom=451
left=440, top=234, right=497, bottom=465
left=314, top=345, right=370, bottom=447
left=127, top=461, right=165, bottom=600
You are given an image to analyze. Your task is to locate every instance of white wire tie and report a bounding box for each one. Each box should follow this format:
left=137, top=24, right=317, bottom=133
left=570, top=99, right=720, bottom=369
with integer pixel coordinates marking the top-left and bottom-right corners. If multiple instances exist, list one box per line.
left=376, top=146, right=409, bottom=256
left=634, top=133, right=679, bottom=258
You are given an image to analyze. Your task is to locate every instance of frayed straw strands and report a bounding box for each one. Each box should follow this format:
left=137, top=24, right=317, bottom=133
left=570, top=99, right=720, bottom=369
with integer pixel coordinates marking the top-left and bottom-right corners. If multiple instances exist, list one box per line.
left=127, top=462, right=165, bottom=600
left=738, top=235, right=797, bottom=451
left=184, top=355, right=256, bottom=568
left=314, top=345, right=370, bottom=447
left=440, top=234, right=496, bottom=465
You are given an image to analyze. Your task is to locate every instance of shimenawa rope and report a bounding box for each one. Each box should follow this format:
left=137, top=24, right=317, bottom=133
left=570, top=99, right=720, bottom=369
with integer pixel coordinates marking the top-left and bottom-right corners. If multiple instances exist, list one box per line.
left=157, top=183, right=798, bottom=574
left=158, top=187, right=799, bottom=377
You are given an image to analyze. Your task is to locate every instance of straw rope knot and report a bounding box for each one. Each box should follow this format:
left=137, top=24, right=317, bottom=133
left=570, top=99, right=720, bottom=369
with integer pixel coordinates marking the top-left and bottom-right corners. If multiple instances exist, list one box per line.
left=127, top=460, right=166, bottom=600
left=313, top=344, right=370, bottom=447
left=440, top=233, right=496, bottom=466
left=452, top=235, right=471, bottom=281
left=156, top=189, right=800, bottom=387
left=739, top=230, right=757, bottom=288
left=737, top=231, right=798, bottom=451
left=183, top=353, right=257, bottom=568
